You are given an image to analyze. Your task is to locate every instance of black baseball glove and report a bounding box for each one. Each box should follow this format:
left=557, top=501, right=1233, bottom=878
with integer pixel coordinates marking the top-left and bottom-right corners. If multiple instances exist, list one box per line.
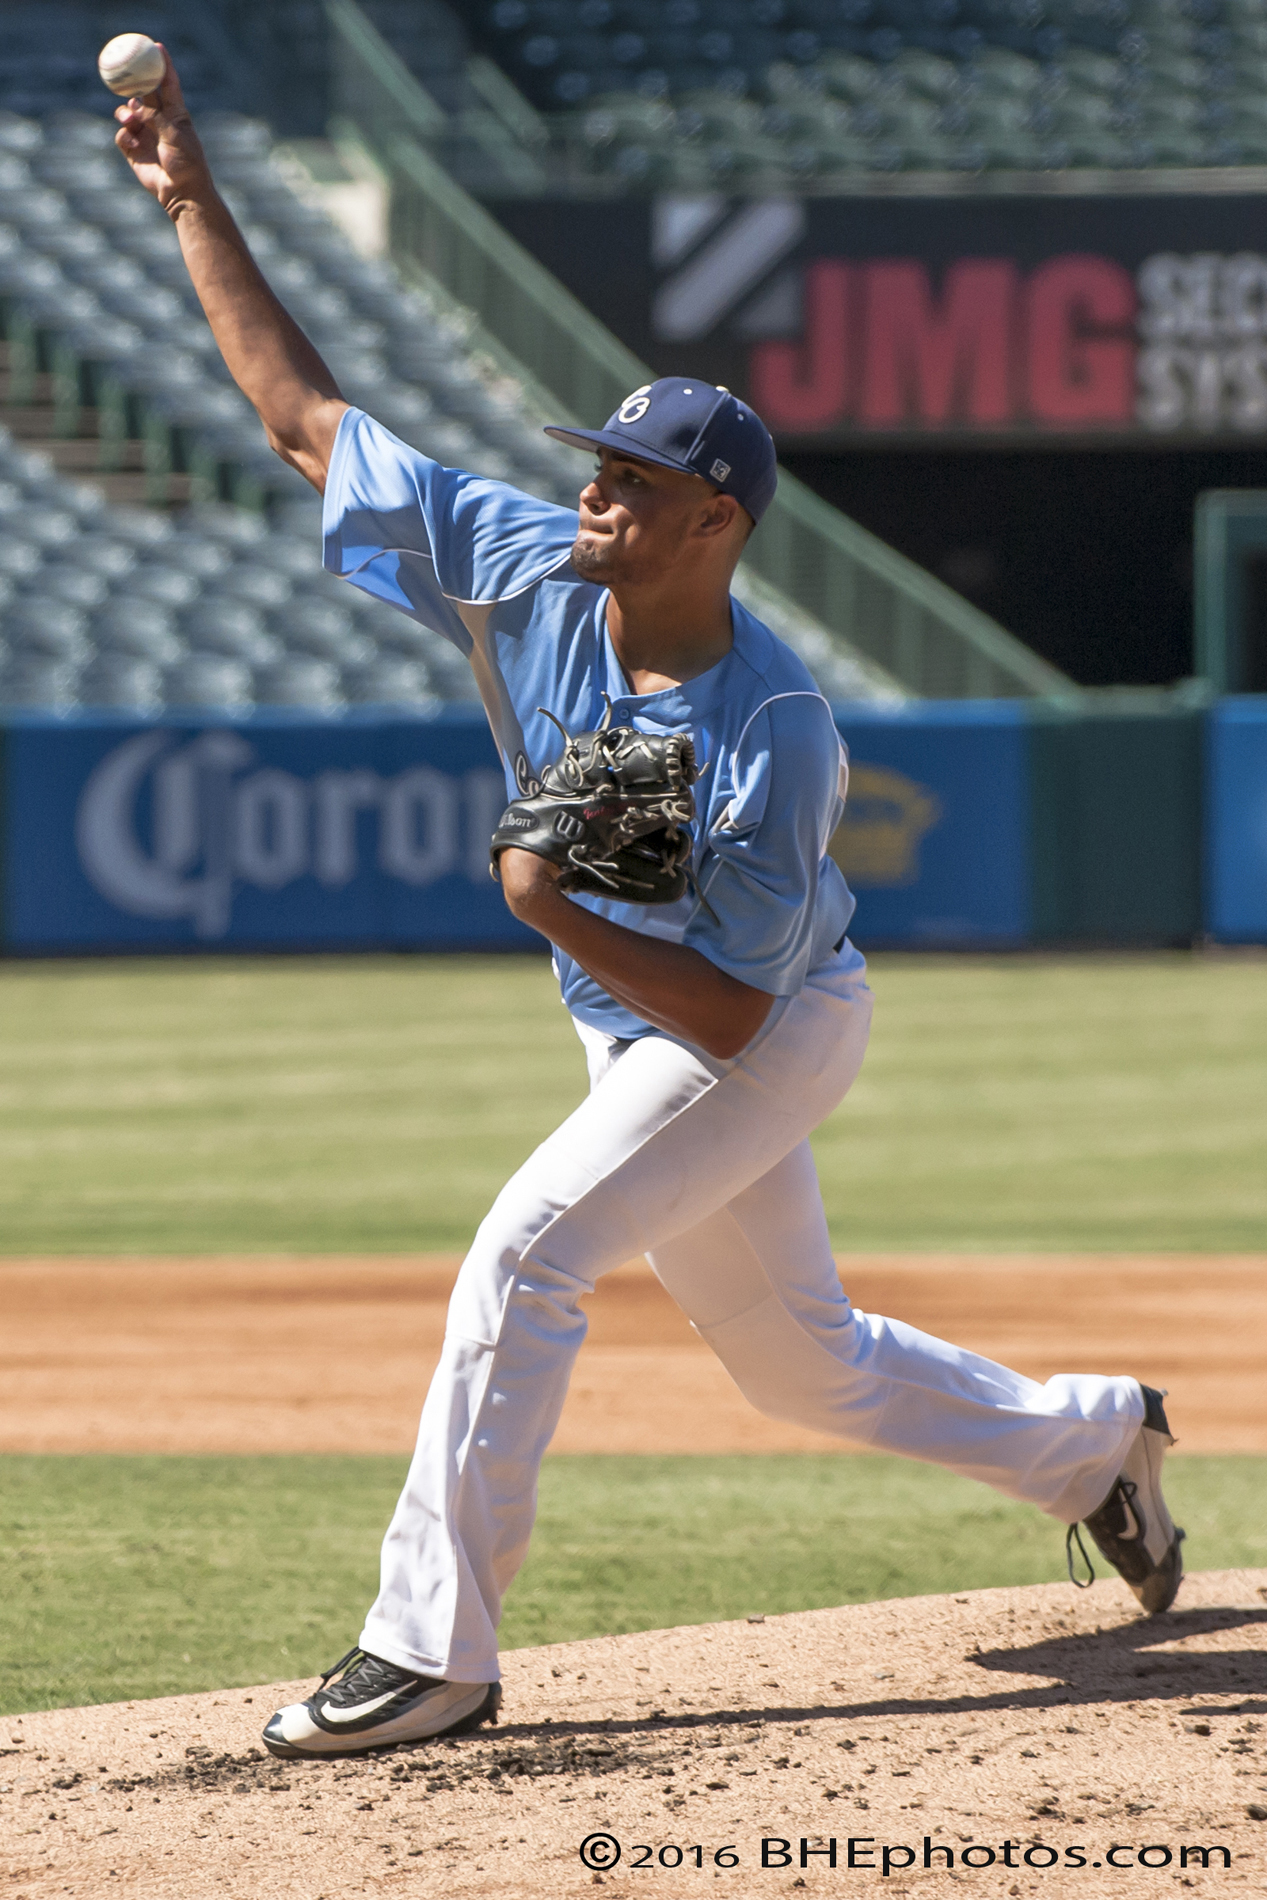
left=490, top=701, right=700, bottom=904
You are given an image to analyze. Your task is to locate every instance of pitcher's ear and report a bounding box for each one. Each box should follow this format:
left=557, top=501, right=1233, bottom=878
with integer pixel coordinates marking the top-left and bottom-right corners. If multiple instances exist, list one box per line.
left=697, top=490, right=742, bottom=539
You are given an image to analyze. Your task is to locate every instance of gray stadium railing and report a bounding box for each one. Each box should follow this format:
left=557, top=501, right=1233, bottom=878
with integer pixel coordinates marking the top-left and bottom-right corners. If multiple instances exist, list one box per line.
left=324, top=0, right=1077, bottom=702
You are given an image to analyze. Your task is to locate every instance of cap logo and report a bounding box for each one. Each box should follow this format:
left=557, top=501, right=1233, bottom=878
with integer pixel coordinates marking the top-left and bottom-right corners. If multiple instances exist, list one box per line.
left=618, top=386, right=653, bottom=424
left=710, top=458, right=731, bottom=482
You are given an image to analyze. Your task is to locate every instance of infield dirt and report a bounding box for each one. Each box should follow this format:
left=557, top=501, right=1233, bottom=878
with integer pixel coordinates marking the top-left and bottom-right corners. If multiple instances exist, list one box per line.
left=1, top=1253, right=1263, bottom=1454
left=3, top=1569, right=1266, bottom=1899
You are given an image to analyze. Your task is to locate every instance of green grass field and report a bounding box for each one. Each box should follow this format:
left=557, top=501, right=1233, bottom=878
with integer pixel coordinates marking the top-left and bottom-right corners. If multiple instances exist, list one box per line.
left=2, top=1452, right=1263, bottom=1717
left=1, top=950, right=1264, bottom=1253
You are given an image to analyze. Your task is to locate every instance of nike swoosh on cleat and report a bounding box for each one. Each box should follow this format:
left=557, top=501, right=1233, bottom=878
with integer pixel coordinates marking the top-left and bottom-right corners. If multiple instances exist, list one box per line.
left=319, top=1688, right=411, bottom=1724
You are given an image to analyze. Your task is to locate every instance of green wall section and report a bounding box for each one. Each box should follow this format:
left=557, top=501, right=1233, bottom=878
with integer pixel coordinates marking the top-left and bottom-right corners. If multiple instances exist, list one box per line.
left=1028, top=704, right=1205, bottom=945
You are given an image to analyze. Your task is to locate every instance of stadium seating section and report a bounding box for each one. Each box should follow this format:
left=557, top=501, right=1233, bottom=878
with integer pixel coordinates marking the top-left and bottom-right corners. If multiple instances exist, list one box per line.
left=0, top=103, right=575, bottom=713
left=1, top=0, right=1254, bottom=714
left=451, top=0, right=1267, bottom=181
left=4, top=0, right=1267, bottom=186
left=0, top=102, right=885, bottom=712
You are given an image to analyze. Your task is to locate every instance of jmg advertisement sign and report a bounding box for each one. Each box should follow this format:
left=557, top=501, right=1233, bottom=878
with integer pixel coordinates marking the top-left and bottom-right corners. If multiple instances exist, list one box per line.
left=492, top=193, right=1267, bottom=445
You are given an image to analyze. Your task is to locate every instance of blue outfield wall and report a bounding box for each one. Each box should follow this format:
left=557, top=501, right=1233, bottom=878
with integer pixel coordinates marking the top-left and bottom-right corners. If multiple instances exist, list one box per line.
left=4, top=711, right=536, bottom=953
left=0, top=699, right=1260, bottom=953
left=1206, top=697, right=1267, bottom=943
left=829, top=703, right=1029, bottom=947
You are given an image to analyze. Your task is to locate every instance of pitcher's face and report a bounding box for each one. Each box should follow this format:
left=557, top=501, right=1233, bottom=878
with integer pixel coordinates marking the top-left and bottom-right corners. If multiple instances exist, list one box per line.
left=571, top=450, right=734, bottom=587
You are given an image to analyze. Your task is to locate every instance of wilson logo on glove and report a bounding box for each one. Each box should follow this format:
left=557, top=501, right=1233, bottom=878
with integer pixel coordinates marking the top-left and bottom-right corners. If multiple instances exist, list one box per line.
left=490, top=696, right=699, bottom=905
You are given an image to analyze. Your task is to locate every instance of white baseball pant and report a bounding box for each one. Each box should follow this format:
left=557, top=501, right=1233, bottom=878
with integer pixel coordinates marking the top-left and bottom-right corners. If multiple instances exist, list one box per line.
left=360, top=947, right=1144, bottom=1684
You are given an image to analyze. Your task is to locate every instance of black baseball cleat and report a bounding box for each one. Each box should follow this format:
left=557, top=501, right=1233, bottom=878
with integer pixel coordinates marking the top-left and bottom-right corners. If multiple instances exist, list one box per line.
left=262, top=1648, right=501, bottom=1759
left=1067, top=1385, right=1185, bottom=1615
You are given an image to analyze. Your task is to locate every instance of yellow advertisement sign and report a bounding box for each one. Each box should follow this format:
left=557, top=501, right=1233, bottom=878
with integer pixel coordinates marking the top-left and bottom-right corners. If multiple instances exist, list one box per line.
left=829, top=763, right=942, bottom=889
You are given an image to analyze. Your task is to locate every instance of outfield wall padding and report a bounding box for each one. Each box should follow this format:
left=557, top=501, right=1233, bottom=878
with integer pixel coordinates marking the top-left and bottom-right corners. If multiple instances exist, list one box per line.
left=1029, top=703, right=1205, bottom=945
left=0, top=701, right=1257, bottom=953
left=1207, top=698, right=1267, bottom=943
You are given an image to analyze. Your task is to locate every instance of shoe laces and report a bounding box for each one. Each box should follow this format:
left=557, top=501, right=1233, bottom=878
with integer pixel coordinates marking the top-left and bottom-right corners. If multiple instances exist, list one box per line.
left=1113, top=1476, right=1142, bottom=1540
left=318, top=1647, right=422, bottom=1706
left=1066, top=1522, right=1096, bottom=1589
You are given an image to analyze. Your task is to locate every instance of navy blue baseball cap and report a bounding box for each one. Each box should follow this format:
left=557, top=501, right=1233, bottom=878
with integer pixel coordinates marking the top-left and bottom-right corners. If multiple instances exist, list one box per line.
left=545, top=378, right=778, bottom=524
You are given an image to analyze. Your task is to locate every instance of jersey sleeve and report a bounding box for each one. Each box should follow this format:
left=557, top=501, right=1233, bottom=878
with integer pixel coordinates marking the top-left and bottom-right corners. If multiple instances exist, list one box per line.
left=321, top=407, right=578, bottom=648
left=684, top=692, right=852, bottom=997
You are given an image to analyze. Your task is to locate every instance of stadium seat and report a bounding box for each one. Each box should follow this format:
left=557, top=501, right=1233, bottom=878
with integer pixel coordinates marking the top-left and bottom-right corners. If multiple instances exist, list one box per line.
left=90, top=603, right=185, bottom=667
left=0, top=539, right=43, bottom=581
left=129, top=567, right=202, bottom=608
left=79, top=654, right=165, bottom=710
left=1, top=655, right=81, bottom=708
left=68, top=535, right=140, bottom=580
left=254, top=656, right=345, bottom=709
left=28, top=563, right=111, bottom=611
left=270, top=600, right=371, bottom=664
left=163, top=654, right=255, bottom=710
left=0, top=503, right=79, bottom=550
left=3, top=601, right=89, bottom=663
left=100, top=507, right=179, bottom=550
left=208, top=567, right=296, bottom=610
left=342, top=655, right=439, bottom=708
left=180, top=602, right=281, bottom=667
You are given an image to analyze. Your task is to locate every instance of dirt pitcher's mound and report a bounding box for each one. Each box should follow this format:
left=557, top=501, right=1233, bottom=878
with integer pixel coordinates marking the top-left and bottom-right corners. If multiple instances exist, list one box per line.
left=4, top=1570, right=1265, bottom=1900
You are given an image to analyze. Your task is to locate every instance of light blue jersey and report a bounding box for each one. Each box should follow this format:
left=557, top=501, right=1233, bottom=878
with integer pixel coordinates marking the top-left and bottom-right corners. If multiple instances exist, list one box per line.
left=323, top=407, right=858, bottom=1042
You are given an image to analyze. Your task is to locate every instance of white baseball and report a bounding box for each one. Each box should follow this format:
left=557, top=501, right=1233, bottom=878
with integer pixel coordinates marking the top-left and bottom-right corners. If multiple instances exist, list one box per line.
left=98, top=32, right=165, bottom=97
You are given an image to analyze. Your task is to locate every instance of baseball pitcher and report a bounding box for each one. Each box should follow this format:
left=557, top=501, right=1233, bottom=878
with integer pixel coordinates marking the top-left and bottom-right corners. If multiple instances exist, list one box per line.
left=116, top=53, right=1183, bottom=1762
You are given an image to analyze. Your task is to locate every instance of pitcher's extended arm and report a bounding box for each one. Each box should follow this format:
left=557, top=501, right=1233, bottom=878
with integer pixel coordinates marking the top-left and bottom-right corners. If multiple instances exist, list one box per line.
left=114, top=47, right=346, bottom=490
